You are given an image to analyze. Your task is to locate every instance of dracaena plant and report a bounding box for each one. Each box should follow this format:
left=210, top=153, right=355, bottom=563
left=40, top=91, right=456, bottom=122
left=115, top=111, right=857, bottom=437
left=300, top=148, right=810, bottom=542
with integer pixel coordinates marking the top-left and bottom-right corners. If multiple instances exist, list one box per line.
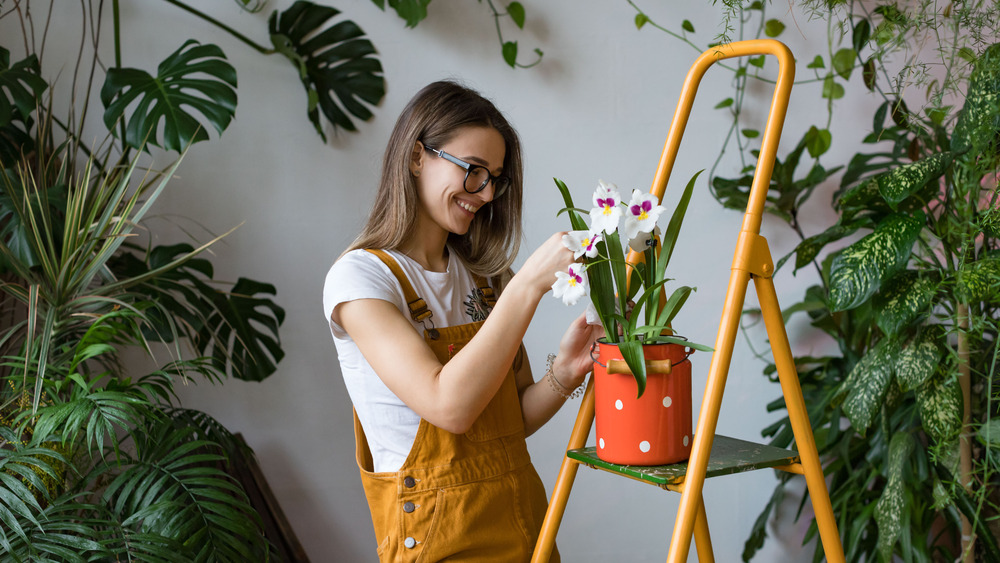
left=551, top=174, right=712, bottom=397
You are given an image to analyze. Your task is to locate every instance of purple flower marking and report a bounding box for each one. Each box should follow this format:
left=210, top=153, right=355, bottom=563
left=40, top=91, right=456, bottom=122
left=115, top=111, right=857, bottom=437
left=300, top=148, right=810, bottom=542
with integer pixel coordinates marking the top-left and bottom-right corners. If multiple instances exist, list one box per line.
left=630, top=200, right=653, bottom=217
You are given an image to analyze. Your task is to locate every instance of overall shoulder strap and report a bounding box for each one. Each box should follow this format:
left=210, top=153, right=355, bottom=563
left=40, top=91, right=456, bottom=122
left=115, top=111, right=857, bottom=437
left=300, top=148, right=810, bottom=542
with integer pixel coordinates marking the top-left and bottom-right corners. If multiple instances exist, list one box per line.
left=363, top=249, right=433, bottom=324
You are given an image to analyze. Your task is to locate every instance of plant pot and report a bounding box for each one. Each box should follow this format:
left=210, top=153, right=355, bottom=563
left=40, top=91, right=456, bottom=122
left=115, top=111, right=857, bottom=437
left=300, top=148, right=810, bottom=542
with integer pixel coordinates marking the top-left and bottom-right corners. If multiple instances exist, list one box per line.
left=593, top=340, right=693, bottom=466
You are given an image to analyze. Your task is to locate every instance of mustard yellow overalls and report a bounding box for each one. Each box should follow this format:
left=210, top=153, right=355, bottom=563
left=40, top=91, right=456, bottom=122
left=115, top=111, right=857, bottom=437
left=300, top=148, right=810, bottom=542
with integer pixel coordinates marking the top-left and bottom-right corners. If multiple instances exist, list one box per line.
left=353, top=250, right=557, bottom=562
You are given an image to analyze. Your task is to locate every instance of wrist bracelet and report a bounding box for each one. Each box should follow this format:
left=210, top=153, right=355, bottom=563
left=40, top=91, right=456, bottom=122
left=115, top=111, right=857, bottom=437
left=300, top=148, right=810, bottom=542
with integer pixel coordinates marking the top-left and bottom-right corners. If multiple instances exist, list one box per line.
left=545, top=354, right=584, bottom=399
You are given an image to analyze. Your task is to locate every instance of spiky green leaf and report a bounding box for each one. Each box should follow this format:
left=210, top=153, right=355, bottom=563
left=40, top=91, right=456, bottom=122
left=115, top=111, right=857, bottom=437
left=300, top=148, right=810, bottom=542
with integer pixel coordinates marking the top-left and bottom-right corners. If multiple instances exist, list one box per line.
left=829, top=213, right=923, bottom=312
left=269, top=1, right=385, bottom=140
left=841, top=339, right=893, bottom=433
left=872, top=270, right=937, bottom=336
left=101, top=40, right=237, bottom=152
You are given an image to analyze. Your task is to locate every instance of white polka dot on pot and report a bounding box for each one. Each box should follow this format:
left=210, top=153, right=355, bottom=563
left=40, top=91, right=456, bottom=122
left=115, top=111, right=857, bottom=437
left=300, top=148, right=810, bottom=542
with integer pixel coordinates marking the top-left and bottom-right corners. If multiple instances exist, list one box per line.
left=599, top=438, right=605, bottom=449
left=683, top=435, right=690, bottom=447
left=662, top=396, right=672, bottom=408
left=639, top=441, right=651, bottom=453
left=615, top=399, right=623, bottom=410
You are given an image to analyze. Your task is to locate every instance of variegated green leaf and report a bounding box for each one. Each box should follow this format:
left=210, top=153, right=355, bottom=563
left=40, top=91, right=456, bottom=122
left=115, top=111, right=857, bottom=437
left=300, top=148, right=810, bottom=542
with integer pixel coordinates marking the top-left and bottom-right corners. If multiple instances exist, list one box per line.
left=778, top=220, right=861, bottom=273
left=829, top=213, right=923, bottom=312
left=931, top=477, right=951, bottom=510
left=916, top=369, right=963, bottom=442
left=873, top=270, right=937, bottom=336
left=895, top=327, right=944, bottom=391
left=874, top=432, right=916, bottom=561
left=952, top=43, right=1000, bottom=157
left=842, top=339, right=893, bottom=433
left=958, top=257, right=1000, bottom=303
left=876, top=152, right=952, bottom=209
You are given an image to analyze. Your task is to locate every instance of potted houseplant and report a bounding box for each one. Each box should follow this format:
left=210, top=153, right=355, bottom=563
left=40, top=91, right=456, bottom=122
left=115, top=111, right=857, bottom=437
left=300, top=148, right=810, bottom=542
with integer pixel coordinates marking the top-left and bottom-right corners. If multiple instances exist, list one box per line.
left=551, top=174, right=712, bottom=465
left=0, top=0, right=384, bottom=558
left=627, top=2, right=1000, bottom=559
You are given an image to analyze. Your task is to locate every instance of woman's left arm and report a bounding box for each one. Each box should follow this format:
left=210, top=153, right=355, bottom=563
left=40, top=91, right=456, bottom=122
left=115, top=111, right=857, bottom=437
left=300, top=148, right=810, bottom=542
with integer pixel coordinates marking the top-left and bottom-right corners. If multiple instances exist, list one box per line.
left=516, top=311, right=603, bottom=436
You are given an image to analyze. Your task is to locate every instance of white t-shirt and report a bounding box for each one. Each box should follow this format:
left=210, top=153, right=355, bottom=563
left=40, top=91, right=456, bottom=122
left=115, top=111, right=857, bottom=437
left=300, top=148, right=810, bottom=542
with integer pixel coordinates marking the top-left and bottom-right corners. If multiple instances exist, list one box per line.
left=323, top=248, right=492, bottom=472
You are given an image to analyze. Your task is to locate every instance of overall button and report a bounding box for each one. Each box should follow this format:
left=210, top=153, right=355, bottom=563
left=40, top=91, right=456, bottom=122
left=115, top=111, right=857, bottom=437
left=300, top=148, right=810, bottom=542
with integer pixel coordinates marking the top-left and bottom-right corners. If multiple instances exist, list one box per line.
left=403, top=501, right=415, bottom=513
left=403, top=476, right=416, bottom=488
left=404, top=537, right=417, bottom=549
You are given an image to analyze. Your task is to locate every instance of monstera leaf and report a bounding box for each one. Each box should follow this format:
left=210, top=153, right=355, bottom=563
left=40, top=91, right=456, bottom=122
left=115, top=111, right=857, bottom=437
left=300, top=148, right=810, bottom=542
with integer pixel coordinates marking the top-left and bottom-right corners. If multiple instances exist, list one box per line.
left=0, top=48, right=47, bottom=164
left=269, top=1, right=385, bottom=140
left=100, top=40, right=237, bottom=152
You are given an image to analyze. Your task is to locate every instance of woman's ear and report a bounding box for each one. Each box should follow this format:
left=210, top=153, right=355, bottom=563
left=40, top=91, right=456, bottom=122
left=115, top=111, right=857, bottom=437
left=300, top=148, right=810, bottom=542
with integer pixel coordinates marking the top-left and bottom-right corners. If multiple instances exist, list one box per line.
left=409, top=141, right=424, bottom=177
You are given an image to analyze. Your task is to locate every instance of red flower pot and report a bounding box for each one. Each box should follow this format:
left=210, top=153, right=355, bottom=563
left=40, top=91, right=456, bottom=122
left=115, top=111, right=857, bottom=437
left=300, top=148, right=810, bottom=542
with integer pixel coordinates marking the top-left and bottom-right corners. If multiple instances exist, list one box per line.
left=593, top=340, right=693, bottom=466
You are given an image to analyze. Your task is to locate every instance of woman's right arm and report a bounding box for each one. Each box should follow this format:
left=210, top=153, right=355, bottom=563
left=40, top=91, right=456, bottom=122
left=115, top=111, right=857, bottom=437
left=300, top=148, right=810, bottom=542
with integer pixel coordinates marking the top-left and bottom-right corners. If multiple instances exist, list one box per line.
left=335, top=232, right=575, bottom=433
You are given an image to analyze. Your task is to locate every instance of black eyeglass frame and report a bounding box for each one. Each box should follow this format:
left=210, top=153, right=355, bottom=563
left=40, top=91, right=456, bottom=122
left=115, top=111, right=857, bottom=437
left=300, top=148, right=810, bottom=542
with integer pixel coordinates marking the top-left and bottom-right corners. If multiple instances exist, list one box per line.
left=422, top=145, right=510, bottom=197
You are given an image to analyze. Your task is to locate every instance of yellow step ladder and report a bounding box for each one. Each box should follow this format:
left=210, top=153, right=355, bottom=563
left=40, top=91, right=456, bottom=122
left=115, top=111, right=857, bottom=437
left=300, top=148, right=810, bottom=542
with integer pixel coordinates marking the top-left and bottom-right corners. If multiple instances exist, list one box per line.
left=532, top=39, right=847, bottom=563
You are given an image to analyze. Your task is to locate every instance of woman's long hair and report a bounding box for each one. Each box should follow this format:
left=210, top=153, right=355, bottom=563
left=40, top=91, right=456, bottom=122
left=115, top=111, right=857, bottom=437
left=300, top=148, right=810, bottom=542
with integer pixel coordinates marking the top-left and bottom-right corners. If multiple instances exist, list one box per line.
left=346, top=80, right=523, bottom=278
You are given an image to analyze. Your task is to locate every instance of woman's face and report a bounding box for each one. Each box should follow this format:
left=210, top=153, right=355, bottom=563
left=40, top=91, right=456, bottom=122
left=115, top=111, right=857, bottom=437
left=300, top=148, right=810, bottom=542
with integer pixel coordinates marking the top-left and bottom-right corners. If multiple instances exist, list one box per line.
left=410, top=125, right=506, bottom=237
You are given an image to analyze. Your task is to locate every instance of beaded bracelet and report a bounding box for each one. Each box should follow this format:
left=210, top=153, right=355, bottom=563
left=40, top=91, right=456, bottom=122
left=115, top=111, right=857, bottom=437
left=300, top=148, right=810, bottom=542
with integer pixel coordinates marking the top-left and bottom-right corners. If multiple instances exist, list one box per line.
left=545, top=354, right=585, bottom=399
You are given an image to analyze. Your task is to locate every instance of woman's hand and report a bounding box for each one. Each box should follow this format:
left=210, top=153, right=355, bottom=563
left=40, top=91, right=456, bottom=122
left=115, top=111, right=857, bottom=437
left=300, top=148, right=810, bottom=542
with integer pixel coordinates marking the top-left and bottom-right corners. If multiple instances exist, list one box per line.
left=552, top=310, right=604, bottom=388
left=515, top=231, right=577, bottom=297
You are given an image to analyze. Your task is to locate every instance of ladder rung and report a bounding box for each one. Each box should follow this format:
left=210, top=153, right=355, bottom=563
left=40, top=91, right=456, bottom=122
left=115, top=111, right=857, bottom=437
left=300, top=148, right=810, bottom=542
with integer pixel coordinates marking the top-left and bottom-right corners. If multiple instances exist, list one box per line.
left=566, top=435, right=799, bottom=489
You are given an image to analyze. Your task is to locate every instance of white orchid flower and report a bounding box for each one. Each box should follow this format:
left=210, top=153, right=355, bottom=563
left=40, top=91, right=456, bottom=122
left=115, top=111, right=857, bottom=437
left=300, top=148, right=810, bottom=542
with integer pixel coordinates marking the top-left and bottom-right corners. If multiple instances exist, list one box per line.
left=562, top=230, right=602, bottom=259
left=552, top=263, right=590, bottom=306
left=622, top=190, right=666, bottom=241
left=589, top=180, right=623, bottom=235
left=628, top=225, right=662, bottom=254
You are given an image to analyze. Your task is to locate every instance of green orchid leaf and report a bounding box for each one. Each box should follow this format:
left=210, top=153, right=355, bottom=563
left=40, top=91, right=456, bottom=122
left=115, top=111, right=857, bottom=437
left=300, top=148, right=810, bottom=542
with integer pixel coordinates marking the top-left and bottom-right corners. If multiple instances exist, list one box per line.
left=916, top=368, right=963, bottom=442
left=872, top=270, right=938, bottom=336
left=101, top=40, right=237, bottom=152
left=874, top=432, right=915, bottom=561
left=270, top=1, right=385, bottom=140
left=957, top=257, right=1000, bottom=303
left=618, top=339, right=647, bottom=398
left=0, top=48, right=47, bottom=128
left=829, top=213, right=923, bottom=312
left=832, top=47, right=857, bottom=80
left=656, top=170, right=701, bottom=285
left=875, top=152, right=953, bottom=209
left=895, top=326, right=944, bottom=391
left=841, top=339, right=893, bottom=434
left=951, top=43, right=1000, bottom=157
left=654, top=285, right=695, bottom=328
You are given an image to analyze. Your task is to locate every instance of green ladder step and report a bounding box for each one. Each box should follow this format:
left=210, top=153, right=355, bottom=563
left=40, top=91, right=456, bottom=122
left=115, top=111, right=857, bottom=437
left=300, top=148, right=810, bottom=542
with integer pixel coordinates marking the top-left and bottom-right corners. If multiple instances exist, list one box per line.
left=567, top=435, right=799, bottom=489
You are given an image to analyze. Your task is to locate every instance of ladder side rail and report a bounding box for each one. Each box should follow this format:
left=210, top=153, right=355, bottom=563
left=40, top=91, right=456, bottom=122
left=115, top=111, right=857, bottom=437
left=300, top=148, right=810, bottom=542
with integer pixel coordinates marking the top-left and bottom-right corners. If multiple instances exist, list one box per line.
left=659, top=40, right=797, bottom=563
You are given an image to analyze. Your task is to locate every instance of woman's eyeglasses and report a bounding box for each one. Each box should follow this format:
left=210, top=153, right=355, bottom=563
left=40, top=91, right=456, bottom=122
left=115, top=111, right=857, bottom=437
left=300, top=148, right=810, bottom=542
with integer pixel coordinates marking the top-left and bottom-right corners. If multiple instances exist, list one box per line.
left=423, top=145, right=510, bottom=198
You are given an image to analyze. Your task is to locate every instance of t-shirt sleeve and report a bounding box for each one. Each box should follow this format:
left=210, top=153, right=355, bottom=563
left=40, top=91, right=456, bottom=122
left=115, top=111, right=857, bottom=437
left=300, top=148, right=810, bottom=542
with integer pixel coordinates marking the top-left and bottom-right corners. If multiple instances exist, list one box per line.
left=323, top=250, right=403, bottom=339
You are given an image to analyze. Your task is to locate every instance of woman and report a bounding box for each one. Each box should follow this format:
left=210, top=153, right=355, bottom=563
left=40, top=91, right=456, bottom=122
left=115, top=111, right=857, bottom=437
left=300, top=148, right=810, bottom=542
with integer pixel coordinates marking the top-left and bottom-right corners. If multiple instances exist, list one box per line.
left=324, top=80, right=600, bottom=562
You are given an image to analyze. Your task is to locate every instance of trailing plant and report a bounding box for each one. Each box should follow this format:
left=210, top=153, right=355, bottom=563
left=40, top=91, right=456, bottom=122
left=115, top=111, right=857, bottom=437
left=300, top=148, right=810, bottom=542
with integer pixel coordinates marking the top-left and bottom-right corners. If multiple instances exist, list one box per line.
left=370, top=0, right=543, bottom=68
left=0, top=0, right=388, bottom=558
left=629, top=1, right=1000, bottom=561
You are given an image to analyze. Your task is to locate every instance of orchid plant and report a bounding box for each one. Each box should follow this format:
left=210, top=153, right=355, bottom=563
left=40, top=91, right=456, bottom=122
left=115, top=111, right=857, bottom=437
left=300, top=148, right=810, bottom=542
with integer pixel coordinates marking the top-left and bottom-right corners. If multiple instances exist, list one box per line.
left=552, top=173, right=712, bottom=397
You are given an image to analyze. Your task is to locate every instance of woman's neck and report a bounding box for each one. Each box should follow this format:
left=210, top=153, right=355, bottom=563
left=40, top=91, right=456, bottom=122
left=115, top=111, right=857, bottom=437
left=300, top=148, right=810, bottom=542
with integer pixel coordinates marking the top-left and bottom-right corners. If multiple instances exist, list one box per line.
left=398, top=226, right=450, bottom=272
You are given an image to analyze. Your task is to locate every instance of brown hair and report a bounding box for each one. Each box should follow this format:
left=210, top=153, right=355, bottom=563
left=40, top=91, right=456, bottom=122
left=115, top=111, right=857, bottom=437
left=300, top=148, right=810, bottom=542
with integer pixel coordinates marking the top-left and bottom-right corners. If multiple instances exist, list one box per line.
left=346, top=80, right=523, bottom=278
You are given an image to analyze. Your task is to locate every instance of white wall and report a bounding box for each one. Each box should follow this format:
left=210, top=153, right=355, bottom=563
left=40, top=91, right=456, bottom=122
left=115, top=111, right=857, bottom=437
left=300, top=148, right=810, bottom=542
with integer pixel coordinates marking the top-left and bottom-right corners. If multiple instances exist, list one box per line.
left=3, top=1, right=879, bottom=560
